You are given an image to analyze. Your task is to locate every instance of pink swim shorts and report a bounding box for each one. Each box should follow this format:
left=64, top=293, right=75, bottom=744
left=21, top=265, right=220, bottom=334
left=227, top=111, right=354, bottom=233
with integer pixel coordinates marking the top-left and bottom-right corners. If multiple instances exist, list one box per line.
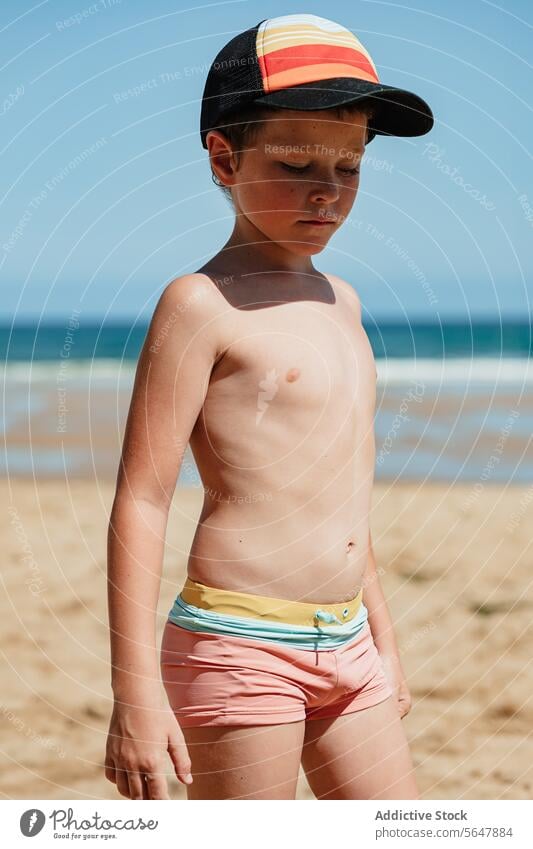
left=160, top=619, right=393, bottom=727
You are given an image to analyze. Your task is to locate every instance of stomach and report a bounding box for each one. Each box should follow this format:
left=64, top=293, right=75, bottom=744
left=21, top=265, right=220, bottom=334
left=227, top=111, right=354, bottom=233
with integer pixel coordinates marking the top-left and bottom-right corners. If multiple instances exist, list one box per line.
left=184, top=370, right=375, bottom=603
left=185, top=491, right=370, bottom=604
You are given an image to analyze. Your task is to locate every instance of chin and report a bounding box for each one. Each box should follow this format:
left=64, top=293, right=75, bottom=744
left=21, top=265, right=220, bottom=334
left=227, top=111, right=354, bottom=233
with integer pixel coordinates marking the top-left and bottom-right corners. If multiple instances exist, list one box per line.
left=284, top=240, right=328, bottom=256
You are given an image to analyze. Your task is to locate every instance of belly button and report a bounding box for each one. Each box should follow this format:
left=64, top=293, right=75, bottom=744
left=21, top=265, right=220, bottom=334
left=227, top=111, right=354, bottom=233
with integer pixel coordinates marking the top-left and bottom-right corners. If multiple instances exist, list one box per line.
left=285, top=368, right=300, bottom=382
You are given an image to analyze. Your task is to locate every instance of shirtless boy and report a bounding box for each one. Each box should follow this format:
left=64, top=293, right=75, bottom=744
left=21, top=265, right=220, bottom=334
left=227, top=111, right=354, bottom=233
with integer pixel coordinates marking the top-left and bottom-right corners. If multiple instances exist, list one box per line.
left=105, top=13, right=434, bottom=801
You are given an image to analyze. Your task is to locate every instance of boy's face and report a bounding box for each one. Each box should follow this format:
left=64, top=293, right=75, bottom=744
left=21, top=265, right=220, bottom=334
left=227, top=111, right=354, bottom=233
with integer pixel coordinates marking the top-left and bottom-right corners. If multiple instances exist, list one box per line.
left=216, top=108, right=367, bottom=256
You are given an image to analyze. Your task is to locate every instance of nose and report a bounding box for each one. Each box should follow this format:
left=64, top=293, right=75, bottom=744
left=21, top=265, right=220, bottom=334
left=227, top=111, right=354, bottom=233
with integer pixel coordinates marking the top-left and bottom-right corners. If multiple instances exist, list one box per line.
left=308, top=169, right=340, bottom=205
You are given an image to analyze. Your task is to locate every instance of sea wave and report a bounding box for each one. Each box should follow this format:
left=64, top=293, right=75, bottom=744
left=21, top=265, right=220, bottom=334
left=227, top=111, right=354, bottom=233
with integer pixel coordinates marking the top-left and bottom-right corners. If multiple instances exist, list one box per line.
left=377, top=357, right=533, bottom=384
left=1, top=359, right=137, bottom=384
left=1, top=357, right=532, bottom=385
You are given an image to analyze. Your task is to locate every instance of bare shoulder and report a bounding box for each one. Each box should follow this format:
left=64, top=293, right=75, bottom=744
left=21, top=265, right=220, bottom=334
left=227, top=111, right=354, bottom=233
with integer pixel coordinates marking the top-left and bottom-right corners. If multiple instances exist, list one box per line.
left=324, top=273, right=362, bottom=321
left=143, top=272, right=225, bottom=363
left=150, top=273, right=223, bottom=337
left=156, top=272, right=221, bottom=319
left=325, top=273, right=377, bottom=378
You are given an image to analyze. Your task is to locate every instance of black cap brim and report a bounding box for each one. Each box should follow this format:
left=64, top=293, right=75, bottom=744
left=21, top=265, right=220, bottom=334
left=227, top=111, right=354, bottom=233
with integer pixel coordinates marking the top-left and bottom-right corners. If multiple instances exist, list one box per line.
left=252, top=77, right=433, bottom=142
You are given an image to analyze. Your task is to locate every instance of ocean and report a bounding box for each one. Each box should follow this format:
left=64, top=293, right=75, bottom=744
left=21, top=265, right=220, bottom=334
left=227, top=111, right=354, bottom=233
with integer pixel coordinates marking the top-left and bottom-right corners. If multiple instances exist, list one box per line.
left=2, top=320, right=532, bottom=482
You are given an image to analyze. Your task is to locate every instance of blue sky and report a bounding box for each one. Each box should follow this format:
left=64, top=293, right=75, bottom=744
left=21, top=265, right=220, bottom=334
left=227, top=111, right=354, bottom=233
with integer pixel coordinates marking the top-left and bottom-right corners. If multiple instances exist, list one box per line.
left=1, top=0, right=532, bottom=321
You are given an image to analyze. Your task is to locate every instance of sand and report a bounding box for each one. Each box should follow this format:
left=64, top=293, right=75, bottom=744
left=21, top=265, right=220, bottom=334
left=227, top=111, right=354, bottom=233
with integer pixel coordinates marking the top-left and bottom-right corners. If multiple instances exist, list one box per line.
left=1, top=478, right=532, bottom=800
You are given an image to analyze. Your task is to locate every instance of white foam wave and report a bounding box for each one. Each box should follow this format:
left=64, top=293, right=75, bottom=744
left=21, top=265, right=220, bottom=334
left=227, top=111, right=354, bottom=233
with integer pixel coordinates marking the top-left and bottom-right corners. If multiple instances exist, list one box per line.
left=377, top=357, right=533, bottom=384
left=1, top=357, right=532, bottom=385
left=1, top=359, right=137, bottom=384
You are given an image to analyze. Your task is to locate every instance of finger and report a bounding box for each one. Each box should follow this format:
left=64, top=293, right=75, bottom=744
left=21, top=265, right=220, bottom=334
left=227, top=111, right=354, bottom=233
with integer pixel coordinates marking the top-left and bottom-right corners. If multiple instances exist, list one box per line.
left=168, top=738, right=193, bottom=785
left=399, top=700, right=410, bottom=718
left=104, top=758, right=116, bottom=784
left=127, top=771, right=145, bottom=801
left=142, top=773, right=151, bottom=800
left=144, top=772, right=170, bottom=800
left=115, top=765, right=131, bottom=798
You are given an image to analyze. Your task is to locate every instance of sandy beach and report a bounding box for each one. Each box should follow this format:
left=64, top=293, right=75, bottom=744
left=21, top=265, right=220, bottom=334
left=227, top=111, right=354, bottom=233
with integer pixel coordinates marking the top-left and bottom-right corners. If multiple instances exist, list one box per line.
left=2, top=477, right=532, bottom=800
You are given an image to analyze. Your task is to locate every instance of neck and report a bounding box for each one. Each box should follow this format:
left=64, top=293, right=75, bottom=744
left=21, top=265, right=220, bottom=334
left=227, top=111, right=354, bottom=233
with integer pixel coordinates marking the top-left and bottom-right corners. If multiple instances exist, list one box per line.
left=219, top=217, right=317, bottom=276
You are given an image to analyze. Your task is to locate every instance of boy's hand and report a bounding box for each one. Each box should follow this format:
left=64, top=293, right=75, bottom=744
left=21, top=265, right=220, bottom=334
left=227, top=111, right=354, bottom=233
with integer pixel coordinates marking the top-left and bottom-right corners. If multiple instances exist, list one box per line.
left=105, top=700, right=193, bottom=799
left=378, top=652, right=413, bottom=719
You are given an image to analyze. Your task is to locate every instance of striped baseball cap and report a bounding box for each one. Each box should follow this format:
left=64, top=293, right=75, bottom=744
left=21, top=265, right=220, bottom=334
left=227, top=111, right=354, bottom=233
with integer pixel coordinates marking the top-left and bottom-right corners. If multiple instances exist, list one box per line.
left=200, top=13, right=433, bottom=148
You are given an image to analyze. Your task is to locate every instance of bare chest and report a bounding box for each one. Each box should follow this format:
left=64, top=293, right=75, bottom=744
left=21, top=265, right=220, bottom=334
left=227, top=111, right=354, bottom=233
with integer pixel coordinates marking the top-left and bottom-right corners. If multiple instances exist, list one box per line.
left=208, top=300, right=376, bottom=421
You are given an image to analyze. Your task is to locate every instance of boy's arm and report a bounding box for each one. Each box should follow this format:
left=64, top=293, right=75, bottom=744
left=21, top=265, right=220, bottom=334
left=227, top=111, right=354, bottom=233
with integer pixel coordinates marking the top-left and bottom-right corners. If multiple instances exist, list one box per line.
left=335, top=273, right=412, bottom=711
left=107, top=275, right=221, bottom=706
left=336, top=278, right=399, bottom=655
left=362, top=529, right=413, bottom=716
left=361, top=529, right=400, bottom=657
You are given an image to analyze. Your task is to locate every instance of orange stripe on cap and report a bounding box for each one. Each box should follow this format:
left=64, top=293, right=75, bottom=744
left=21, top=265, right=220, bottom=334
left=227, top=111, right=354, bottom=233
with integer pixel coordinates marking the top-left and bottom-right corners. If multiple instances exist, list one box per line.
left=263, top=44, right=379, bottom=88
left=266, top=64, right=379, bottom=92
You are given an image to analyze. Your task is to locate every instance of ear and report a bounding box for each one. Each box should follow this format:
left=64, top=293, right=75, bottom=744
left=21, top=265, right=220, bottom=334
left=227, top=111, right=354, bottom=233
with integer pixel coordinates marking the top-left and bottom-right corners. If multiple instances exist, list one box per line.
left=206, top=130, right=238, bottom=189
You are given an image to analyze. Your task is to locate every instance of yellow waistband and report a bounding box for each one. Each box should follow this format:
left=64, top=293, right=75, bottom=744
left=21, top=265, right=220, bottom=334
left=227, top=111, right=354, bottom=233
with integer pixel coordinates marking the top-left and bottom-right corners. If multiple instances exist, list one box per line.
left=179, top=577, right=363, bottom=627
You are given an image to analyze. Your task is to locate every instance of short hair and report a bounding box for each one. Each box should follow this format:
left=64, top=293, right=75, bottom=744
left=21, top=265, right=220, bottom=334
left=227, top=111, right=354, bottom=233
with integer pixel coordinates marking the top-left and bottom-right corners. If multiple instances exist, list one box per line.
left=207, top=100, right=376, bottom=206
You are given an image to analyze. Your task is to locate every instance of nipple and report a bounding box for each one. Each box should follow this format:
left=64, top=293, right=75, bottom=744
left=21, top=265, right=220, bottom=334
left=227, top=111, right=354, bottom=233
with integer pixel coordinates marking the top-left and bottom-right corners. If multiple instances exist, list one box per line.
left=285, top=368, right=300, bottom=383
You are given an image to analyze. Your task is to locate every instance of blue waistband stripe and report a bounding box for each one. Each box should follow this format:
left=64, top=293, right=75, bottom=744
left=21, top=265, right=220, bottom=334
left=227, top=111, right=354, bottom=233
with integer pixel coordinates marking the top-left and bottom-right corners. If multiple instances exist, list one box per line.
left=167, top=594, right=369, bottom=651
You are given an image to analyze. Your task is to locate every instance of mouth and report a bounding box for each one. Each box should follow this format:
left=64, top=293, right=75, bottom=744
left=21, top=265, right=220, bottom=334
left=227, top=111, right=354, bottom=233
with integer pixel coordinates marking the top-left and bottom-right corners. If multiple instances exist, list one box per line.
left=297, top=218, right=337, bottom=227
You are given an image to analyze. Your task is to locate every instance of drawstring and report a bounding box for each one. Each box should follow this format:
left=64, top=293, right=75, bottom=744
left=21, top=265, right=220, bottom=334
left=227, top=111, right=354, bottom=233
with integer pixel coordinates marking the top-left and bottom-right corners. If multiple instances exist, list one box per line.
left=313, top=607, right=351, bottom=664
left=314, top=609, right=344, bottom=626
left=313, top=609, right=345, bottom=666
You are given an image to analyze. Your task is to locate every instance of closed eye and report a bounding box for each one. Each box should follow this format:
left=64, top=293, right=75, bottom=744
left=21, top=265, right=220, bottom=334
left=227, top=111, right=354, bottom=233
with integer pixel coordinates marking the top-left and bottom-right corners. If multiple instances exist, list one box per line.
left=280, top=163, right=309, bottom=173
left=280, top=163, right=360, bottom=176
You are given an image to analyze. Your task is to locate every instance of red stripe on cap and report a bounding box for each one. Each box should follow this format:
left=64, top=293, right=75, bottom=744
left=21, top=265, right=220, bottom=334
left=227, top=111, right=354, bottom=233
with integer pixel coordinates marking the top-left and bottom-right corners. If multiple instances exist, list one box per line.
left=262, top=43, right=379, bottom=85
